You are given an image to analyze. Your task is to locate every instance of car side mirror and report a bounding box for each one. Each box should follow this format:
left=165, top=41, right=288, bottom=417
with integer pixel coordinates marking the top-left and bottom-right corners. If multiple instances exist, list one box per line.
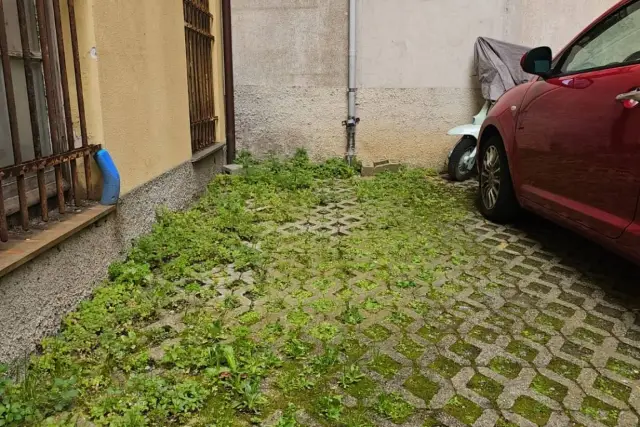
left=521, top=46, right=553, bottom=78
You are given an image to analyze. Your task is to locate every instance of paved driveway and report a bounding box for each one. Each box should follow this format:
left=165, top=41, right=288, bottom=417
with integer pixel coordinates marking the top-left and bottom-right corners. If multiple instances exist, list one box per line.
left=238, top=177, right=640, bottom=426
left=15, top=167, right=640, bottom=427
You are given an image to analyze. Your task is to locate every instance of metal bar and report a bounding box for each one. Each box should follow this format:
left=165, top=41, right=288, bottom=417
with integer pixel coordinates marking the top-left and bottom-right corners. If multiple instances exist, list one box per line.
left=0, top=0, right=29, bottom=230
left=202, top=10, right=210, bottom=147
left=185, top=23, right=214, bottom=40
left=7, top=51, right=43, bottom=60
left=17, top=0, right=49, bottom=222
left=36, top=167, right=48, bottom=220
left=193, top=5, right=202, bottom=151
left=188, top=5, right=196, bottom=152
left=185, top=0, right=213, bottom=18
left=206, top=13, right=215, bottom=146
left=199, top=6, right=207, bottom=150
left=184, top=1, right=194, bottom=152
left=197, top=31, right=204, bottom=150
left=202, top=9, right=212, bottom=149
left=186, top=36, right=194, bottom=132
left=0, top=146, right=100, bottom=179
left=205, top=1, right=216, bottom=146
left=67, top=0, right=92, bottom=199
left=0, top=179, right=7, bottom=242
left=189, top=3, right=196, bottom=152
left=190, top=116, right=216, bottom=126
left=196, top=8, right=204, bottom=151
left=52, top=0, right=80, bottom=206
left=54, top=166, right=64, bottom=211
left=36, top=0, right=65, bottom=214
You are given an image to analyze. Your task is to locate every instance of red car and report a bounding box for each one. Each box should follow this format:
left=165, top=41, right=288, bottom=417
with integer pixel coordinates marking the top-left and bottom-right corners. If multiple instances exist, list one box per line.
left=478, top=0, right=640, bottom=263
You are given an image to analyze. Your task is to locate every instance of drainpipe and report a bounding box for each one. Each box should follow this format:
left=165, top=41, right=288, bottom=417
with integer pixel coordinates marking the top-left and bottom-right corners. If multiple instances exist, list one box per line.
left=344, top=0, right=359, bottom=165
left=221, top=0, right=237, bottom=164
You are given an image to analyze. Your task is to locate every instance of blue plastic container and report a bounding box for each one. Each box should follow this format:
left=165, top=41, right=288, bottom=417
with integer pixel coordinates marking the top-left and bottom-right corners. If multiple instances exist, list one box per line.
left=94, top=149, right=120, bottom=205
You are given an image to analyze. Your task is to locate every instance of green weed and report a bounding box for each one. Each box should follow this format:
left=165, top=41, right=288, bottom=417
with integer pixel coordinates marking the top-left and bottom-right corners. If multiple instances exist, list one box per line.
left=315, top=395, right=344, bottom=422
left=338, top=364, right=365, bottom=388
left=0, top=152, right=481, bottom=426
left=375, top=392, right=414, bottom=424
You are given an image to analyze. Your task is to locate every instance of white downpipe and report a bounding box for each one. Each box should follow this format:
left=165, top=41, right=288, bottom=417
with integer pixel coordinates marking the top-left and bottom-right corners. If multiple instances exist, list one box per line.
left=348, top=0, right=357, bottom=118
left=346, top=0, right=358, bottom=164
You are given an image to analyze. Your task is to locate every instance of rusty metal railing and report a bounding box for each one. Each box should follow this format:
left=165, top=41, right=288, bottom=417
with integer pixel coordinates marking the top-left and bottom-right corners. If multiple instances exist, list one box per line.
left=183, top=0, right=217, bottom=154
left=0, top=0, right=99, bottom=242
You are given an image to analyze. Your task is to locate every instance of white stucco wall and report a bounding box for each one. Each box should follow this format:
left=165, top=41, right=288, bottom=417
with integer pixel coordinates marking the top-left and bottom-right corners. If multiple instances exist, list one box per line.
left=233, top=0, right=617, bottom=168
left=232, top=0, right=348, bottom=160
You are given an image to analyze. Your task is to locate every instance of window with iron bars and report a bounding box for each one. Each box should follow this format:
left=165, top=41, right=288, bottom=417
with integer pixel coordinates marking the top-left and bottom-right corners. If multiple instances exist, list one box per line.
left=183, top=0, right=217, bottom=154
left=0, top=0, right=99, bottom=243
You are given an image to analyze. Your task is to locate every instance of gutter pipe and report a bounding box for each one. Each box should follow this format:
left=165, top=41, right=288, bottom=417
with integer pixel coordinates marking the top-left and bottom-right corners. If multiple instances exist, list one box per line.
left=345, top=0, right=359, bottom=165
left=222, top=0, right=237, bottom=164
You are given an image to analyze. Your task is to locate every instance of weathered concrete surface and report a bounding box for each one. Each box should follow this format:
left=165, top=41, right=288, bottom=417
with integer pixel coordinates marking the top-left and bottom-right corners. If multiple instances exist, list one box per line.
left=233, top=0, right=618, bottom=168
left=0, top=151, right=224, bottom=363
left=357, top=88, right=484, bottom=169
left=232, top=0, right=347, bottom=159
left=235, top=85, right=346, bottom=160
left=232, top=0, right=348, bottom=88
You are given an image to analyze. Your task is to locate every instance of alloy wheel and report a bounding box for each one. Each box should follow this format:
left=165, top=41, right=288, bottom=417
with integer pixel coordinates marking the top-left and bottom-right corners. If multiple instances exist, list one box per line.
left=481, top=145, right=501, bottom=210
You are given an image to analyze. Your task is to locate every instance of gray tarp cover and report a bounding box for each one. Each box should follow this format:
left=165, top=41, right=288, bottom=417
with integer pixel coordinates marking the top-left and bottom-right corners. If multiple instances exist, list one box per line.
left=474, top=37, right=533, bottom=101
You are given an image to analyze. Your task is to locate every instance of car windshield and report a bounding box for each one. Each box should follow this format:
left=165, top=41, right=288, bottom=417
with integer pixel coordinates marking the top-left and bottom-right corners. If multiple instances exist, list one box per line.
left=561, top=1, right=640, bottom=73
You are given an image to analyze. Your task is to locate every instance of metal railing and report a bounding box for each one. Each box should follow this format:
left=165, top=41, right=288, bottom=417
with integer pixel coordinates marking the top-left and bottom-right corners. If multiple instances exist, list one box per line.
left=183, top=0, right=217, bottom=154
left=0, top=0, right=99, bottom=242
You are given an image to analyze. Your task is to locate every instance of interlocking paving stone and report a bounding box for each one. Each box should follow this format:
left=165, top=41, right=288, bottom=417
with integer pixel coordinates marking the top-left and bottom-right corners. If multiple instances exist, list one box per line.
left=211, top=177, right=640, bottom=426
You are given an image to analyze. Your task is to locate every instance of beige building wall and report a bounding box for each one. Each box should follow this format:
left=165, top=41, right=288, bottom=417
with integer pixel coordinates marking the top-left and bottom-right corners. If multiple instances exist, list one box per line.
left=0, top=1, right=229, bottom=363
left=92, top=0, right=192, bottom=194
left=233, top=0, right=617, bottom=169
left=63, top=0, right=227, bottom=195
left=91, top=0, right=193, bottom=194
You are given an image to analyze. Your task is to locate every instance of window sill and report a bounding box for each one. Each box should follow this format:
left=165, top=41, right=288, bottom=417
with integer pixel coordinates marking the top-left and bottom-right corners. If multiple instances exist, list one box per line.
left=0, top=204, right=116, bottom=279
left=190, top=142, right=226, bottom=164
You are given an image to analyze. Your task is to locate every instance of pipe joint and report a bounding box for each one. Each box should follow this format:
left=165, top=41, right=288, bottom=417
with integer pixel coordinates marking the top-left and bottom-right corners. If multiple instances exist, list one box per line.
left=343, top=117, right=360, bottom=128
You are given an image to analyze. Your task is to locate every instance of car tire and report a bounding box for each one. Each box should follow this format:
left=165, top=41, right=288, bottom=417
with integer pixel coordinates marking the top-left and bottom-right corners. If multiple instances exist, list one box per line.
left=448, top=137, right=478, bottom=182
left=478, top=135, right=519, bottom=223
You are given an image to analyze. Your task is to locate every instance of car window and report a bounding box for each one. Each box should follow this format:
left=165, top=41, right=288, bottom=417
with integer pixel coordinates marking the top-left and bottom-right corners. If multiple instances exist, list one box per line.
left=558, top=1, right=640, bottom=74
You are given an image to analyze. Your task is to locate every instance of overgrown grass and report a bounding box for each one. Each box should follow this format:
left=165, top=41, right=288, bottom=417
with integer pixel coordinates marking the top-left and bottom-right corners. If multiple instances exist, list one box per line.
left=0, top=150, right=476, bottom=426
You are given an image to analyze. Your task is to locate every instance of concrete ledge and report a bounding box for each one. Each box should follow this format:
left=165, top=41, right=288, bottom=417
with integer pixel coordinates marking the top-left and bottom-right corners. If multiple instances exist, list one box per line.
left=190, top=142, right=226, bottom=163
left=0, top=204, right=116, bottom=279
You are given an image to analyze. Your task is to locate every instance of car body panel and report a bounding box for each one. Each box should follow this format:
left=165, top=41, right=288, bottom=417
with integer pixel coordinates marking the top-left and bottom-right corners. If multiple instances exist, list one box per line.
left=479, top=81, right=534, bottom=191
left=477, top=0, right=640, bottom=264
left=515, top=64, right=640, bottom=239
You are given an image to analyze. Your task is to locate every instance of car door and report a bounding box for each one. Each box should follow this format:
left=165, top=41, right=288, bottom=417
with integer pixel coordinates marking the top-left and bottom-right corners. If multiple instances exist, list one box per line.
left=515, top=0, right=640, bottom=239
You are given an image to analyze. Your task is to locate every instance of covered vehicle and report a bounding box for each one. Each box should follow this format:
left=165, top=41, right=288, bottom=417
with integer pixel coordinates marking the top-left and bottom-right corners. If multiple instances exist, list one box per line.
left=477, top=0, right=640, bottom=264
left=474, top=37, right=533, bottom=101
left=447, top=37, right=532, bottom=181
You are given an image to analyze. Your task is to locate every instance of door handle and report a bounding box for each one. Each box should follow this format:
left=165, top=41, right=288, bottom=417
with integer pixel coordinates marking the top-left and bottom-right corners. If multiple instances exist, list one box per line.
left=616, top=88, right=640, bottom=102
